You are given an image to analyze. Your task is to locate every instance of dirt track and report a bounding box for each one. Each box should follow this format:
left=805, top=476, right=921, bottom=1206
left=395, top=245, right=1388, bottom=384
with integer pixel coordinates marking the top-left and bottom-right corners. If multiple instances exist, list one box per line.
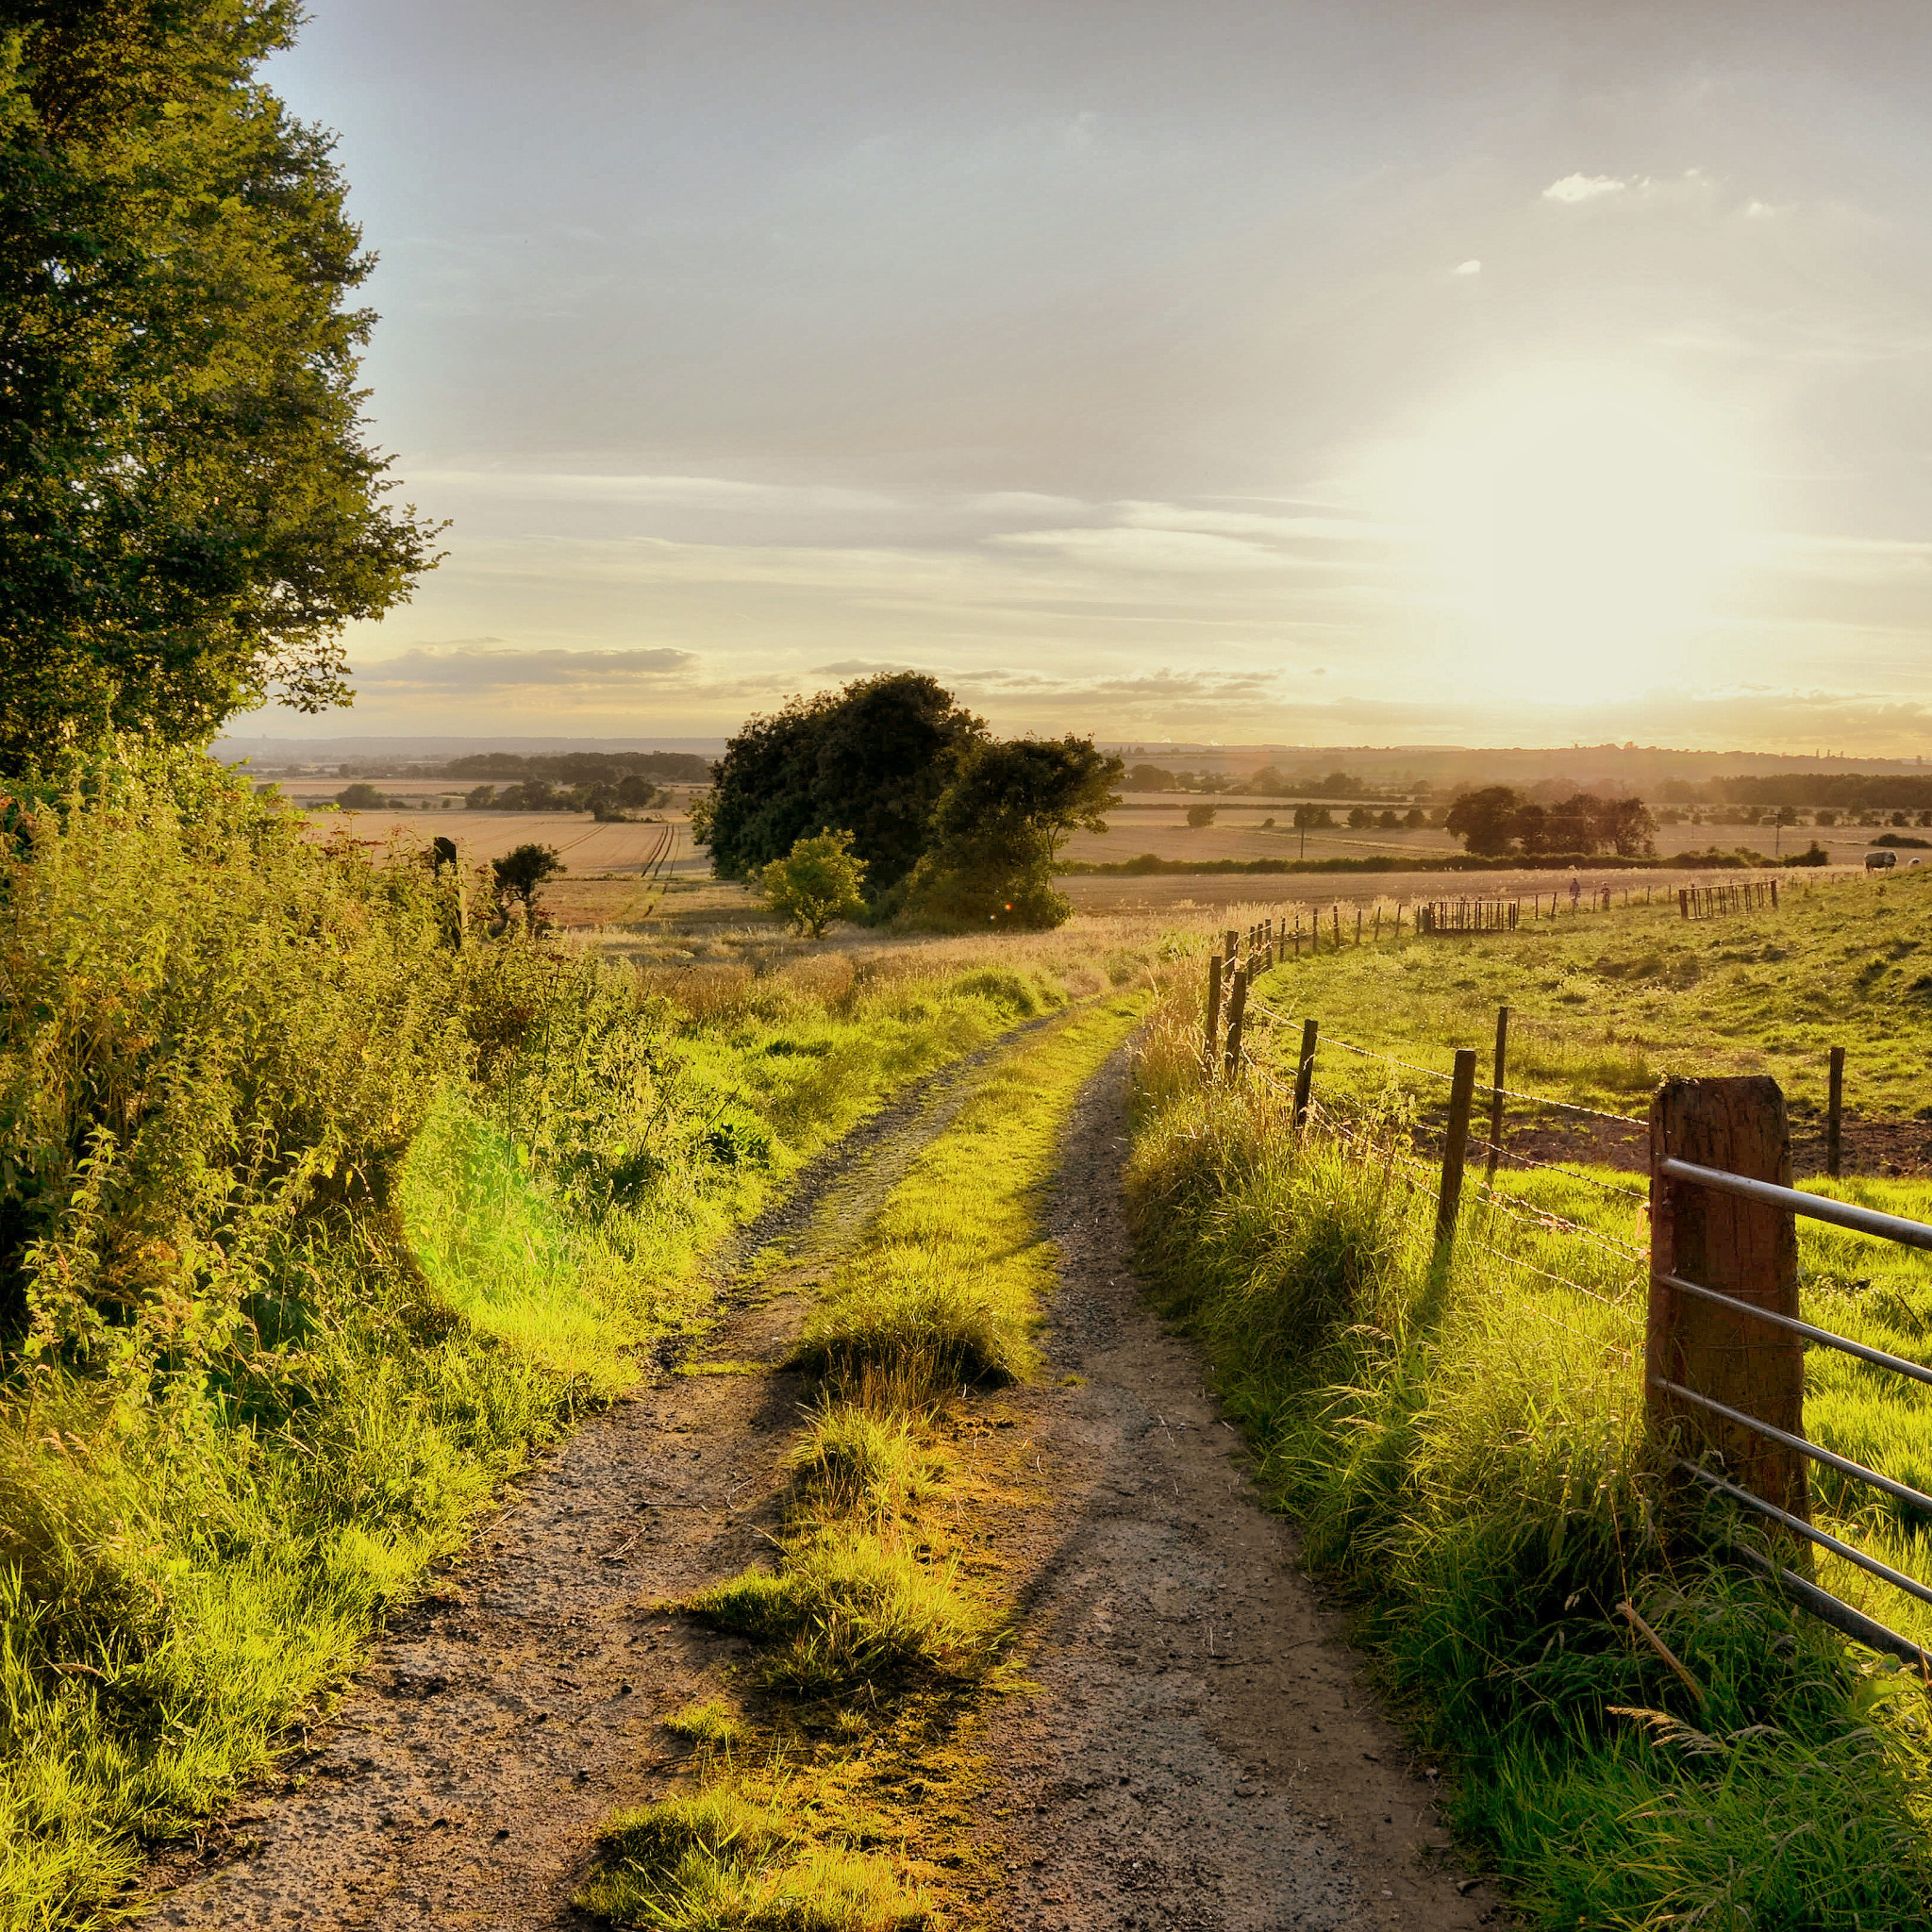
left=143, top=1030, right=1498, bottom=1931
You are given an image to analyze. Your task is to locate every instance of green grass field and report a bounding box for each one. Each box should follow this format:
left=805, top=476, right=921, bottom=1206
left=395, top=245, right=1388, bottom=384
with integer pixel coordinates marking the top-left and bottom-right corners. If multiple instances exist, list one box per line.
left=1233, top=869, right=1932, bottom=1121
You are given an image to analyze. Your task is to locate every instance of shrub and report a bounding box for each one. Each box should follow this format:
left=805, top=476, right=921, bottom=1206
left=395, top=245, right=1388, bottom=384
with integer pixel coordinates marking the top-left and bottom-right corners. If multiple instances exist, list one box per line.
left=1185, top=803, right=1216, bottom=828
left=758, top=831, right=868, bottom=938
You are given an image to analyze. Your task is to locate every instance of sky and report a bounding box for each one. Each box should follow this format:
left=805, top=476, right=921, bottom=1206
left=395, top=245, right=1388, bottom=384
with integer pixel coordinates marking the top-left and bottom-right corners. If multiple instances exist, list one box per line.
left=265, top=0, right=1932, bottom=753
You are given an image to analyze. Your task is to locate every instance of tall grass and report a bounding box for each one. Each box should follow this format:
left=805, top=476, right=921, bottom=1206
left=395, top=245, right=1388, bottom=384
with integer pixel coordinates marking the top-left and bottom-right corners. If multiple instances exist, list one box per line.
left=0, top=748, right=1138, bottom=1932
left=1127, top=975, right=1932, bottom=1928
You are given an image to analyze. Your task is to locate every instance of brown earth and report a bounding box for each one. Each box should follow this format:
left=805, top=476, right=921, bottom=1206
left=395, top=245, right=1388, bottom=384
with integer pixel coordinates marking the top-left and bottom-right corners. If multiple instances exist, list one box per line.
left=142, top=1029, right=1501, bottom=1932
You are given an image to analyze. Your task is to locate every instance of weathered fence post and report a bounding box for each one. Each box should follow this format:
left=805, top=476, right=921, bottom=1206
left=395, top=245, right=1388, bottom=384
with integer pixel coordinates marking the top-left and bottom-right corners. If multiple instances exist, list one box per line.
left=1331, top=904, right=1341, bottom=951
left=1291, top=1018, right=1318, bottom=1128
left=1205, top=953, right=1224, bottom=1067
left=1771, top=878, right=1779, bottom=909
left=1435, top=1048, right=1478, bottom=1253
left=1224, top=928, right=1238, bottom=972
left=1223, top=967, right=1249, bottom=1082
left=1679, top=888, right=1690, bottom=919
left=1486, top=1006, right=1509, bottom=1180
left=1826, top=1046, right=1844, bottom=1180
left=1647, top=1076, right=1810, bottom=1524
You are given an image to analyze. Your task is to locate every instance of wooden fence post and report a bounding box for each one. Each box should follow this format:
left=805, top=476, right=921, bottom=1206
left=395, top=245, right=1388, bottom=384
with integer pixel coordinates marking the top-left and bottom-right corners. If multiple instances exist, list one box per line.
left=1486, top=1006, right=1509, bottom=1179
left=1771, top=878, right=1779, bottom=909
left=1292, top=1019, right=1318, bottom=1128
left=1355, top=907, right=1363, bottom=945
left=1205, top=953, right=1224, bottom=1067
left=1435, top=1048, right=1477, bottom=1253
left=1679, top=888, right=1690, bottom=919
left=1826, top=1046, right=1844, bottom=1180
left=1332, top=905, right=1341, bottom=951
left=1224, top=928, right=1238, bottom=972
left=1647, top=1076, right=1810, bottom=1524
left=1222, top=967, right=1249, bottom=1081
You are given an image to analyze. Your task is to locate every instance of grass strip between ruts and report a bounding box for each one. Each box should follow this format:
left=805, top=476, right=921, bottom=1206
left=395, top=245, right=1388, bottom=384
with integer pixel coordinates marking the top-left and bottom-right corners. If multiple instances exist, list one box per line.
left=577, top=990, right=1153, bottom=1931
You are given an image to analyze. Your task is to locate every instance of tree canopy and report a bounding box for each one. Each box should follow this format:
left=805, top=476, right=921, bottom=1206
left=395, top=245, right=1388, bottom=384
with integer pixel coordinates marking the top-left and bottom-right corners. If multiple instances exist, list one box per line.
left=700, top=673, right=985, bottom=893
left=1444, top=786, right=1655, bottom=858
left=0, top=0, right=441, bottom=765
left=903, top=735, right=1124, bottom=930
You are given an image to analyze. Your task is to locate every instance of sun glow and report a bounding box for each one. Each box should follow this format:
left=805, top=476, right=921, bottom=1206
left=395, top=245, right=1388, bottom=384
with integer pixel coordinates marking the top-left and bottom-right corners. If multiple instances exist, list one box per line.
left=1413, top=371, right=1746, bottom=699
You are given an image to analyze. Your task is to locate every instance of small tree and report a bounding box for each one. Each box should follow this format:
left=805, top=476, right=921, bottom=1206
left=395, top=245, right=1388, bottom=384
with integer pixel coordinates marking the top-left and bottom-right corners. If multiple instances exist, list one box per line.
left=758, top=831, right=867, bottom=938
left=900, top=735, right=1121, bottom=931
left=1185, top=803, right=1217, bottom=828
left=492, top=842, right=564, bottom=914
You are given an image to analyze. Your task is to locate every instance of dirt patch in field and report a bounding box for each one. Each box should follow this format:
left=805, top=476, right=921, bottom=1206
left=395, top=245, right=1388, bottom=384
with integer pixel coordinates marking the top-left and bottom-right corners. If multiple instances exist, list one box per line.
left=973, top=1052, right=1502, bottom=1931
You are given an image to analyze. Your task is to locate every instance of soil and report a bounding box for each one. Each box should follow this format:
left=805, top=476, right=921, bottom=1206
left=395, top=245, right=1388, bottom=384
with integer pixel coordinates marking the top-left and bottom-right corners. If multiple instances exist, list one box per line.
left=1487, top=1113, right=1932, bottom=1181
left=972, top=1051, right=1497, bottom=1931
left=142, top=1031, right=1502, bottom=1932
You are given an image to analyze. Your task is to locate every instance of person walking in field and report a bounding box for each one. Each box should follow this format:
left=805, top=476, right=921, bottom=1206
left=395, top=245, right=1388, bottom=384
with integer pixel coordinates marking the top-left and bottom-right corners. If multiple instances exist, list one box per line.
left=1569, top=874, right=1581, bottom=910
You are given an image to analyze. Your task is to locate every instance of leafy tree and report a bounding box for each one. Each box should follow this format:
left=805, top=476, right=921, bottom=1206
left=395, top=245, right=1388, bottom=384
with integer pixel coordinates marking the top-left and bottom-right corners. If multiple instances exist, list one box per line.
left=1444, top=786, right=1521, bottom=856
left=1124, top=762, right=1176, bottom=791
left=704, top=673, right=984, bottom=895
left=1402, top=806, right=1427, bottom=828
left=491, top=842, right=563, bottom=913
left=0, top=1, right=442, bottom=765
left=758, top=830, right=866, bottom=938
left=1185, top=803, right=1217, bottom=828
left=1347, top=805, right=1374, bottom=828
left=334, top=781, right=387, bottom=809
left=902, top=735, right=1122, bottom=931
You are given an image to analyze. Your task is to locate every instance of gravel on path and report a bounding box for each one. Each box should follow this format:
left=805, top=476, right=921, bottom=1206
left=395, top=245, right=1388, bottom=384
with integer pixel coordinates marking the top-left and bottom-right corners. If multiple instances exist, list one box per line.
left=141, top=1039, right=1017, bottom=1932
left=977, top=1048, right=1503, bottom=1932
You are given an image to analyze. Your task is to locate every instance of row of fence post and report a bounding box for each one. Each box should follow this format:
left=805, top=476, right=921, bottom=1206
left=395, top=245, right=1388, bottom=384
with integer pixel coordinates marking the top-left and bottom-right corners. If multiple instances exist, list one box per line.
left=1679, top=879, right=1779, bottom=919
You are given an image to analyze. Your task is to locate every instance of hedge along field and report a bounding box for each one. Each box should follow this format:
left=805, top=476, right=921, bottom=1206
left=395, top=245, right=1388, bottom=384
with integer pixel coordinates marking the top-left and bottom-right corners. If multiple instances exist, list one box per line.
left=1127, top=965, right=1932, bottom=1928
left=0, top=749, right=1140, bottom=1932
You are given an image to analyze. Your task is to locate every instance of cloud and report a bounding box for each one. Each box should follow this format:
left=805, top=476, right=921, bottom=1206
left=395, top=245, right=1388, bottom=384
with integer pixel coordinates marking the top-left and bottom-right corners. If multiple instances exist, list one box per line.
left=1454, top=258, right=1481, bottom=275
left=991, top=525, right=1337, bottom=573
left=1542, top=173, right=1630, bottom=203
left=355, top=645, right=699, bottom=692
left=810, top=658, right=921, bottom=676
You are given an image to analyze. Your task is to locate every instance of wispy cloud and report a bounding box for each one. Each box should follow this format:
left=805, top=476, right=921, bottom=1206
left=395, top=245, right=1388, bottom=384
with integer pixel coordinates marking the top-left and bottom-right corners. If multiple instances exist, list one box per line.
left=1542, top=173, right=1631, bottom=203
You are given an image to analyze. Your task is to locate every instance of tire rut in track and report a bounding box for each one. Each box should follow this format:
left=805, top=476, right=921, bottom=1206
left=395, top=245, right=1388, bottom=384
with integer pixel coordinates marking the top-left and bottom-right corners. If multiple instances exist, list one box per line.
left=142, top=1024, right=1037, bottom=1932
left=975, top=1046, right=1504, bottom=1931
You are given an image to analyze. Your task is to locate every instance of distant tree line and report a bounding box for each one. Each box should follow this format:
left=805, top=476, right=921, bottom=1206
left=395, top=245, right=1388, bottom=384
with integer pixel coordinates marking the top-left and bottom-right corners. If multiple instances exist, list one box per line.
left=436, top=750, right=712, bottom=785
left=1124, top=762, right=1405, bottom=798
left=463, top=774, right=668, bottom=819
left=697, top=674, right=1122, bottom=931
left=1655, top=774, right=1932, bottom=810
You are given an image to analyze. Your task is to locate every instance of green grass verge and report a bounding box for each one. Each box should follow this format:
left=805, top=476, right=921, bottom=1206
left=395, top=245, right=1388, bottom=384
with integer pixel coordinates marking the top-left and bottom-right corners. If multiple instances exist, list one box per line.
left=1127, top=976, right=1932, bottom=1928
left=581, top=992, right=1150, bottom=1929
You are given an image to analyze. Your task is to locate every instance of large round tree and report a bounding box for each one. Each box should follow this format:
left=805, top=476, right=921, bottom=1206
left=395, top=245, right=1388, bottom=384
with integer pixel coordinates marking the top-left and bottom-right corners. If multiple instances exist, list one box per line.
left=701, top=673, right=985, bottom=897
left=0, top=0, right=442, bottom=764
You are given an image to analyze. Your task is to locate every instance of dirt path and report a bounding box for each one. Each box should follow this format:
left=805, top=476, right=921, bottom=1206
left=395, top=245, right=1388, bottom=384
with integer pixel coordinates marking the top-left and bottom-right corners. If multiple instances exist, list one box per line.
left=975, top=1050, right=1499, bottom=1931
left=144, top=1029, right=1500, bottom=1932
left=143, top=1038, right=1020, bottom=1931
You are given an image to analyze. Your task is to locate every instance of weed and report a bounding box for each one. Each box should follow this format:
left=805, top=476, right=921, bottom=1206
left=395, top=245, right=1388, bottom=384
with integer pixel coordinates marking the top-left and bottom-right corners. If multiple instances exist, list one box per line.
left=690, top=1535, right=990, bottom=1692
left=663, top=1699, right=750, bottom=1748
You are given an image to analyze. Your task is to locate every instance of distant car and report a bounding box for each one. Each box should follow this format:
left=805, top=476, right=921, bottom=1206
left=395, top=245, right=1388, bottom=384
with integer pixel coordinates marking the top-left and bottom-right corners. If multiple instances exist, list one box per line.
left=1865, top=850, right=1898, bottom=870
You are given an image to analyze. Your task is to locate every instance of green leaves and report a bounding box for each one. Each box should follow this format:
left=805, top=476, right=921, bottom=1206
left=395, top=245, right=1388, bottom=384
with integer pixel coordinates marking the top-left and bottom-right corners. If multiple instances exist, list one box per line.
left=0, top=1, right=442, bottom=761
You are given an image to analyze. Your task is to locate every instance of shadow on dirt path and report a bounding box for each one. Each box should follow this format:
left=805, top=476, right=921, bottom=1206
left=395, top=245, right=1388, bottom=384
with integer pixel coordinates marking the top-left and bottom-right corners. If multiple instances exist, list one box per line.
left=142, top=1028, right=1031, bottom=1932
left=978, top=1048, right=1503, bottom=1932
